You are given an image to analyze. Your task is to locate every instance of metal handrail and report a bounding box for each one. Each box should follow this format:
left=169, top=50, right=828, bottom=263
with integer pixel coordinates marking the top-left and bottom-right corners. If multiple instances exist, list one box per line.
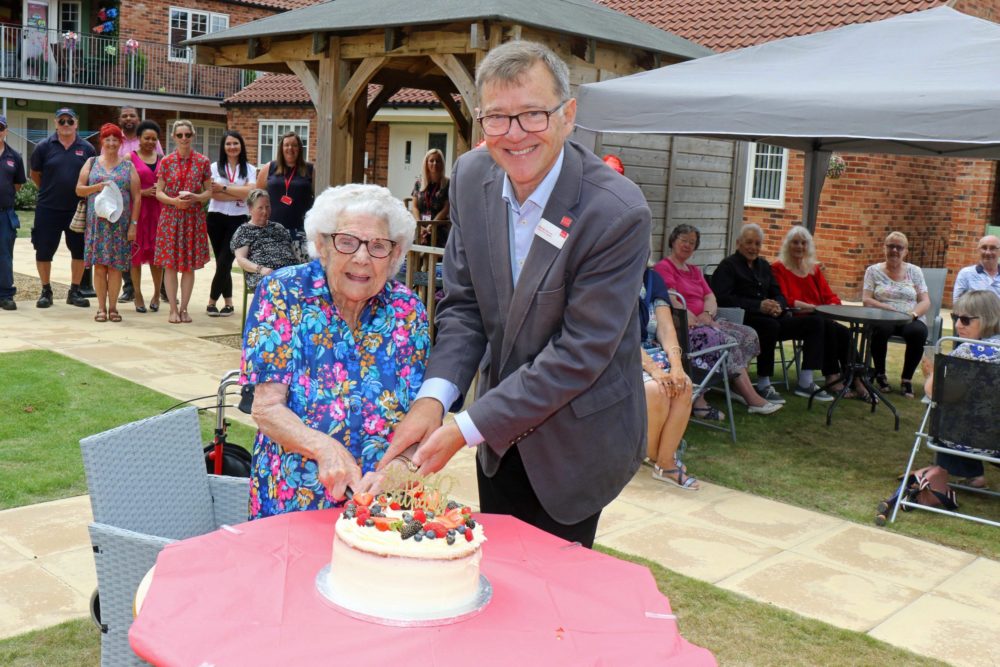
left=0, top=24, right=247, bottom=98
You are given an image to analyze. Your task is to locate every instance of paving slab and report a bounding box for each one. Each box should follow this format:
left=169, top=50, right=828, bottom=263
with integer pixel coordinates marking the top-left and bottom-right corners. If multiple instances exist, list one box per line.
left=870, top=593, right=1000, bottom=667
left=716, top=550, right=924, bottom=632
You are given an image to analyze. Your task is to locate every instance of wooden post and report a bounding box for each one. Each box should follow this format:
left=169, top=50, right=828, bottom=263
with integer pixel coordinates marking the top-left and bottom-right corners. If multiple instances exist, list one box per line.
left=315, top=37, right=350, bottom=190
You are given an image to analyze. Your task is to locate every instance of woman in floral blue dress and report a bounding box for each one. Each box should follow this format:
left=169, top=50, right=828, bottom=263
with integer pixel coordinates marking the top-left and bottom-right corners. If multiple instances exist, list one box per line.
left=241, top=183, right=427, bottom=519
left=76, top=123, right=140, bottom=322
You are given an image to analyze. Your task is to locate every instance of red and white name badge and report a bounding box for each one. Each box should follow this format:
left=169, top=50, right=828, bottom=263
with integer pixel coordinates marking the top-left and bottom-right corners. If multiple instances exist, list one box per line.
left=280, top=195, right=293, bottom=206
left=75, top=150, right=84, bottom=156
left=5, top=160, right=13, bottom=168
left=535, top=218, right=568, bottom=250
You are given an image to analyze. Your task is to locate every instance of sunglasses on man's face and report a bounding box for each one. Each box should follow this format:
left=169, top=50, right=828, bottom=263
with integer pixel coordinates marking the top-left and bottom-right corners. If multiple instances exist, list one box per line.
left=0, top=125, right=7, bottom=132
left=57, top=118, right=76, bottom=126
left=951, top=313, right=980, bottom=326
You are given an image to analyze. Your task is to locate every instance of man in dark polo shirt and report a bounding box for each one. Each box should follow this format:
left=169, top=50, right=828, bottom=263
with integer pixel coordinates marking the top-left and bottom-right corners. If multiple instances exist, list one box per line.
left=0, top=115, right=26, bottom=311
left=30, top=107, right=94, bottom=308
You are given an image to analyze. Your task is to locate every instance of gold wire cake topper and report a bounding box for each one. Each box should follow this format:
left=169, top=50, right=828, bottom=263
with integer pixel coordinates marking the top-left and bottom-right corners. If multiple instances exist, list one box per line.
left=381, top=466, right=456, bottom=514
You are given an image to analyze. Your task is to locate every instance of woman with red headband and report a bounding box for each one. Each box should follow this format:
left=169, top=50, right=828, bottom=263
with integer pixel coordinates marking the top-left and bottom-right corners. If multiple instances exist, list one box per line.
left=76, top=123, right=141, bottom=322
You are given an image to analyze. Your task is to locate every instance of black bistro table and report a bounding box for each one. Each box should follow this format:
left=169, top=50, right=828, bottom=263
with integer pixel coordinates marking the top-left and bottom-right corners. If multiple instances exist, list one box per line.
left=812, top=304, right=912, bottom=430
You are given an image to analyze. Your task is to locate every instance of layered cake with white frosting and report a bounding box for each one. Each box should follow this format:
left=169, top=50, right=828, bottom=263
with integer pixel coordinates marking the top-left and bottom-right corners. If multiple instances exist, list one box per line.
left=327, top=487, right=487, bottom=621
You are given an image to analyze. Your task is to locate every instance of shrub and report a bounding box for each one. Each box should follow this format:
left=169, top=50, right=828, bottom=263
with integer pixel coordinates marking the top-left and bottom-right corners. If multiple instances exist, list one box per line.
left=15, top=181, right=37, bottom=210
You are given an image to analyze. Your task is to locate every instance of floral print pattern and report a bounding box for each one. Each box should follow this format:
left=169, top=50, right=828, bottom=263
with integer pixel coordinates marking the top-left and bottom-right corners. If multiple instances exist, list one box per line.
left=240, top=260, right=429, bottom=519
left=153, top=152, right=211, bottom=271
left=84, top=158, right=133, bottom=272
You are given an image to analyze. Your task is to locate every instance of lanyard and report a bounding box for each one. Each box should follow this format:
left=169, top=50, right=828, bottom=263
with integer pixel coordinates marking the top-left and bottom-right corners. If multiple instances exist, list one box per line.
left=424, top=182, right=438, bottom=212
left=284, top=166, right=296, bottom=196
left=224, top=162, right=238, bottom=183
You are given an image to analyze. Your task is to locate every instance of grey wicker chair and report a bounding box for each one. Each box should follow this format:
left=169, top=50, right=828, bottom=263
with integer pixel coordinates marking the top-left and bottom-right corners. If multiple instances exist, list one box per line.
left=80, top=406, right=250, bottom=666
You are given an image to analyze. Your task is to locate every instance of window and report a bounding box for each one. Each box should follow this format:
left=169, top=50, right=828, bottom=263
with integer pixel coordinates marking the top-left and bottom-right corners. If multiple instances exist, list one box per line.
left=428, top=132, right=447, bottom=162
left=165, top=121, right=226, bottom=158
left=60, top=1, right=81, bottom=33
left=258, top=120, right=310, bottom=166
left=169, top=8, right=229, bottom=62
left=744, top=142, right=788, bottom=208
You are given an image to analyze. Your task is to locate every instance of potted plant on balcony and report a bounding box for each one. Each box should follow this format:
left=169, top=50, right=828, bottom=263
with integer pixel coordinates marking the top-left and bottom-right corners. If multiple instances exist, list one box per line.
left=123, top=38, right=146, bottom=88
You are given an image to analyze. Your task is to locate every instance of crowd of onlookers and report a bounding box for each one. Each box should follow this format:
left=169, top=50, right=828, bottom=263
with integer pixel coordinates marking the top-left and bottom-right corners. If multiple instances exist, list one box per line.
left=632, top=204, right=1000, bottom=492
left=0, top=104, right=309, bottom=321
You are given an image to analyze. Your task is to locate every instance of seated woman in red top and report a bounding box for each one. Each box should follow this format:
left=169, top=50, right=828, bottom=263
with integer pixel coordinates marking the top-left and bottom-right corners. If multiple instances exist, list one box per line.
left=771, top=226, right=866, bottom=398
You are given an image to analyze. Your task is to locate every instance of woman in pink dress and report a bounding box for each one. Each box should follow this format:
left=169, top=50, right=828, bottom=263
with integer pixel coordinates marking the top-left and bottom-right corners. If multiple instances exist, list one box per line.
left=154, top=120, right=212, bottom=324
left=128, top=120, right=163, bottom=313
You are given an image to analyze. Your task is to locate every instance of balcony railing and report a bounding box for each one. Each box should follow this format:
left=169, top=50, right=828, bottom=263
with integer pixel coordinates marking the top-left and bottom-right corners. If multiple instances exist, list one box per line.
left=0, top=25, right=249, bottom=99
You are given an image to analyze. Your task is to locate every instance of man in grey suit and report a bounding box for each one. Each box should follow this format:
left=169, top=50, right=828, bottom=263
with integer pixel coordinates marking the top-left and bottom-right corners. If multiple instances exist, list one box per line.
left=380, top=41, right=652, bottom=548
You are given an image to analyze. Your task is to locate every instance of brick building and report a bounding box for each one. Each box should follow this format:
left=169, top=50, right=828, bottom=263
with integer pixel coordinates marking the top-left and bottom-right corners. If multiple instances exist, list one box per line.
left=601, top=0, right=1000, bottom=304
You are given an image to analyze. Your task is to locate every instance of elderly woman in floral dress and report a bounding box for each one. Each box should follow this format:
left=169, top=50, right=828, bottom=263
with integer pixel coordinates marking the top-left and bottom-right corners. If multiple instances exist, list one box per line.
left=241, top=184, right=428, bottom=518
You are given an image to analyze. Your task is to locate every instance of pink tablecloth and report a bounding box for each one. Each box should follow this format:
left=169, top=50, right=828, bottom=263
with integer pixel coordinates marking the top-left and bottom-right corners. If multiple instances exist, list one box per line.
left=129, top=510, right=715, bottom=666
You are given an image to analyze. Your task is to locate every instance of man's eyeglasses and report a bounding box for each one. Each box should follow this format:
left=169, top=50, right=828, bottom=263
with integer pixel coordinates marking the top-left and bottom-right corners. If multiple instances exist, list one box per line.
left=57, top=118, right=76, bottom=126
left=979, top=245, right=1000, bottom=252
left=885, top=243, right=906, bottom=252
left=951, top=313, right=981, bottom=326
left=175, top=132, right=193, bottom=139
left=0, top=125, right=7, bottom=132
left=323, top=233, right=396, bottom=259
left=477, top=101, right=568, bottom=137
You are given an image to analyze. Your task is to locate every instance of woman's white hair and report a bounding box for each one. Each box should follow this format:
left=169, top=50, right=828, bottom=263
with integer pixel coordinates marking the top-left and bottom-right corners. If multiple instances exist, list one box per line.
left=779, top=225, right=817, bottom=273
left=304, top=184, right=415, bottom=276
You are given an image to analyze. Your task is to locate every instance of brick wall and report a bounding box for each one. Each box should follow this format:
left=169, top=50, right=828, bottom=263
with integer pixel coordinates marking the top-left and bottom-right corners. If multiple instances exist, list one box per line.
left=120, top=1, right=273, bottom=46
left=226, top=105, right=317, bottom=165
left=364, top=122, right=391, bottom=187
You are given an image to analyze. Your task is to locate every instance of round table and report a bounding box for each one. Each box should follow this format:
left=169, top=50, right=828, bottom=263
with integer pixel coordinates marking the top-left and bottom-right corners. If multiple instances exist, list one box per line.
left=814, top=304, right=912, bottom=429
left=128, top=509, right=715, bottom=667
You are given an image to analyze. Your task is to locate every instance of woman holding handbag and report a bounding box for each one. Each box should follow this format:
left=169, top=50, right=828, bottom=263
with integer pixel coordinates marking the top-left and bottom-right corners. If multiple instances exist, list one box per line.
left=75, top=123, right=140, bottom=322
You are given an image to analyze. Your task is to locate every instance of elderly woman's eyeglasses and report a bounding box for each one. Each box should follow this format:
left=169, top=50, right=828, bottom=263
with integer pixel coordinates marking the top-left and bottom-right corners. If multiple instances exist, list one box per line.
left=324, top=233, right=396, bottom=259
left=951, top=313, right=980, bottom=326
left=477, top=101, right=568, bottom=137
left=885, top=243, right=906, bottom=252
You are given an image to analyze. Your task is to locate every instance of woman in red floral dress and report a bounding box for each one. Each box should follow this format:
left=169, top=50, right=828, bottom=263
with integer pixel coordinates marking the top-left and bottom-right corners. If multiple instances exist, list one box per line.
left=154, top=119, right=212, bottom=323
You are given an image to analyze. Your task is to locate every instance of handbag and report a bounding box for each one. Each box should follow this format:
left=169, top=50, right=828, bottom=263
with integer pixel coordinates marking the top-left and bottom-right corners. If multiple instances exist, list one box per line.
left=69, top=199, right=86, bottom=233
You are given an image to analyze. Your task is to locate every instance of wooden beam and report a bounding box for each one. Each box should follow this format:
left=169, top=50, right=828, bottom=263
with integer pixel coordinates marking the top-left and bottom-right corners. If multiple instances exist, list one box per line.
left=287, top=61, right=320, bottom=107
left=429, top=87, right=471, bottom=143
left=340, top=31, right=473, bottom=59
left=349, top=92, right=368, bottom=184
left=336, top=56, right=386, bottom=127
left=366, top=82, right=403, bottom=125
left=384, top=27, right=403, bottom=52
left=312, top=32, right=327, bottom=56
left=470, top=22, right=486, bottom=50
left=210, top=35, right=321, bottom=67
left=247, top=37, right=259, bottom=60
left=315, top=37, right=351, bottom=189
left=429, top=53, right=476, bottom=121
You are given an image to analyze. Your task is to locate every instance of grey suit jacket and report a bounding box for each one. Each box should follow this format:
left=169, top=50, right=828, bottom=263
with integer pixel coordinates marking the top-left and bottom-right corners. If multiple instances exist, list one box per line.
left=427, top=140, right=651, bottom=524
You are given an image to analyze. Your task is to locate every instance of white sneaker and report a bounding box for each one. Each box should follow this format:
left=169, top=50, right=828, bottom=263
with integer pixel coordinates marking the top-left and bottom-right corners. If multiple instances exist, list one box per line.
left=794, top=383, right=835, bottom=402
left=748, top=401, right=783, bottom=415
left=756, top=385, right=787, bottom=404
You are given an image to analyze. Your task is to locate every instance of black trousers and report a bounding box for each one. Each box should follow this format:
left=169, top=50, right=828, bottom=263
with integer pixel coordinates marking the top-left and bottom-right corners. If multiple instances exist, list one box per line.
left=206, top=212, right=246, bottom=300
left=476, top=445, right=602, bottom=548
left=821, top=319, right=852, bottom=377
left=871, top=319, right=927, bottom=379
left=745, top=312, right=824, bottom=379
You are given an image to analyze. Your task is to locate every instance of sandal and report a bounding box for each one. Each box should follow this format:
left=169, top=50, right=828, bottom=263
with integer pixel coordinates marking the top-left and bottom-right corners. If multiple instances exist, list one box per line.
left=899, top=380, right=914, bottom=399
left=692, top=405, right=725, bottom=422
left=94, top=310, right=107, bottom=323
left=108, top=311, right=122, bottom=322
left=168, top=312, right=181, bottom=324
left=652, top=464, right=699, bottom=490
left=149, top=301, right=159, bottom=312
left=180, top=309, right=192, bottom=323
left=874, top=374, right=892, bottom=393
left=135, top=304, right=147, bottom=313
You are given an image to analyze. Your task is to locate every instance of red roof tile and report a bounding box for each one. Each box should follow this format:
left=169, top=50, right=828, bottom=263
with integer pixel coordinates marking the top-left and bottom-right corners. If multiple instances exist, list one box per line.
left=229, top=0, right=316, bottom=11
left=223, top=74, right=445, bottom=107
left=597, top=0, right=946, bottom=51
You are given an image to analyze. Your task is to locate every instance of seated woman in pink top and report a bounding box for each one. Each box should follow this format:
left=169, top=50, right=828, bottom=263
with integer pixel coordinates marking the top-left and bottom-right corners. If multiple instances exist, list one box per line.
left=654, top=224, right=782, bottom=417
left=771, top=226, right=865, bottom=399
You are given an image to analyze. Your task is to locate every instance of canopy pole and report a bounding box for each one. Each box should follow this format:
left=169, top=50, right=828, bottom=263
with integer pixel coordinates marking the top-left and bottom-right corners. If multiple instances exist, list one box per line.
left=801, top=148, right=831, bottom=233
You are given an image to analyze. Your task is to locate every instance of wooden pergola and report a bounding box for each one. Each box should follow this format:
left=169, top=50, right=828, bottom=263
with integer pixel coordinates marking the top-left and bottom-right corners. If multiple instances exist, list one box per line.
left=188, top=0, right=711, bottom=190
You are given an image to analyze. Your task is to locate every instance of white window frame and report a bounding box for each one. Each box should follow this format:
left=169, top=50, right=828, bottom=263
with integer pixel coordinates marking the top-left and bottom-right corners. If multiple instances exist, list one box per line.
left=59, top=1, right=81, bottom=33
left=257, top=119, right=310, bottom=167
left=165, top=121, right=227, bottom=158
left=744, top=142, right=788, bottom=209
left=168, top=7, right=229, bottom=62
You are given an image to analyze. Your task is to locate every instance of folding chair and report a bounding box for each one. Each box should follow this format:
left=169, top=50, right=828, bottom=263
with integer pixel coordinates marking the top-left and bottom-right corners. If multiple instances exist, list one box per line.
left=889, top=336, right=1000, bottom=527
left=81, top=407, right=250, bottom=665
left=670, top=291, right=738, bottom=442
left=891, top=267, right=946, bottom=346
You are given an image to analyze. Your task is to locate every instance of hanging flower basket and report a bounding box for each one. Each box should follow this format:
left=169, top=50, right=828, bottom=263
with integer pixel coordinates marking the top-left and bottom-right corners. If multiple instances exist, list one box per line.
left=827, top=154, right=847, bottom=179
left=63, top=31, right=79, bottom=51
left=124, top=38, right=140, bottom=56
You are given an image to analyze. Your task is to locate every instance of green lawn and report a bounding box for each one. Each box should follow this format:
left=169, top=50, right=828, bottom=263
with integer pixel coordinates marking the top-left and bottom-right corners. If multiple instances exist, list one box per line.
left=0, top=349, right=255, bottom=510
left=685, top=341, right=999, bottom=560
left=14, top=209, right=33, bottom=238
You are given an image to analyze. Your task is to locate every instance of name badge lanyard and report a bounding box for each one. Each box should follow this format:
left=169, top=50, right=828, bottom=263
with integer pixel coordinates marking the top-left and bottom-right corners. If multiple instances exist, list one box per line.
left=280, top=167, right=296, bottom=206
left=225, top=162, right=244, bottom=208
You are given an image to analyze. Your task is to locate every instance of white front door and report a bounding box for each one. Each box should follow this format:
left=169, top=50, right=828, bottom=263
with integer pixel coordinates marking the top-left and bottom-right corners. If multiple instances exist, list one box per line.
left=386, top=124, right=453, bottom=203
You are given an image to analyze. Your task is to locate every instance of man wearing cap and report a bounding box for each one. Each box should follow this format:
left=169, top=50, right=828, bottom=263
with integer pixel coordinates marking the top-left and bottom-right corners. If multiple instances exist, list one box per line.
left=0, top=116, right=26, bottom=311
left=380, top=41, right=650, bottom=548
left=953, top=234, right=1000, bottom=301
left=30, top=107, right=95, bottom=308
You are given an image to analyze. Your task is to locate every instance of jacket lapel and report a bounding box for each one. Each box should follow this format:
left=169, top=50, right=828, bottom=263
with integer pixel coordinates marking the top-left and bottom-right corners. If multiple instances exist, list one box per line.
left=483, top=168, right=513, bottom=317
left=499, top=146, right=583, bottom=370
